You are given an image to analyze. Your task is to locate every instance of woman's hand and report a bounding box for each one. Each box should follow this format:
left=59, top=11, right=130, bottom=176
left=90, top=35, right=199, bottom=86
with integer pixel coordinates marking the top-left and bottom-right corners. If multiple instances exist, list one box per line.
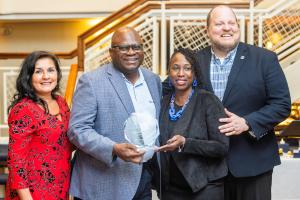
left=157, top=135, right=186, bottom=152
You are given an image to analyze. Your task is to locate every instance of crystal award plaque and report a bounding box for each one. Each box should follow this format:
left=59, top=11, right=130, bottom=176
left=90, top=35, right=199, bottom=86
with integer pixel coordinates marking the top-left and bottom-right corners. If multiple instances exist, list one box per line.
left=124, top=112, right=159, bottom=162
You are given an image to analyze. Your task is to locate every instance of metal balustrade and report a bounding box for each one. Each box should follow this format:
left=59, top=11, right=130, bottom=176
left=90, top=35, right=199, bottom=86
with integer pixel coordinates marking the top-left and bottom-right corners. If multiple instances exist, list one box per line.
left=83, top=0, right=300, bottom=76
left=85, top=13, right=160, bottom=73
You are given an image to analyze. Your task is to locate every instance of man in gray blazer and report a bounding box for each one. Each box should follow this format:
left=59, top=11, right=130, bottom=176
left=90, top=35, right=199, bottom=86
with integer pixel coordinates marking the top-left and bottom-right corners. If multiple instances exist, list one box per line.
left=68, top=27, right=162, bottom=200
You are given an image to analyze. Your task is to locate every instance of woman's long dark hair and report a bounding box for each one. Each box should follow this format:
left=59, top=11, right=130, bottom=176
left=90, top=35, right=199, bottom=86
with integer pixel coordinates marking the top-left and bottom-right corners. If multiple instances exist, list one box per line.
left=168, top=47, right=203, bottom=88
left=8, top=51, right=62, bottom=113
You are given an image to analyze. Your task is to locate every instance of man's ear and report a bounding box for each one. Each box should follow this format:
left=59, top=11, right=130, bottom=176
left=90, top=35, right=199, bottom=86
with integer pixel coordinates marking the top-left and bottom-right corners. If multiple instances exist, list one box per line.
left=109, top=48, right=113, bottom=58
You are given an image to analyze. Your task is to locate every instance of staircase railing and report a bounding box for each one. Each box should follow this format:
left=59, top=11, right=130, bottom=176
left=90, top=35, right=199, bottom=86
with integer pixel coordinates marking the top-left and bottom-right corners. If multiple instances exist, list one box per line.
left=65, top=64, right=79, bottom=107
left=81, top=0, right=300, bottom=76
left=80, top=0, right=251, bottom=75
left=1, top=0, right=298, bottom=70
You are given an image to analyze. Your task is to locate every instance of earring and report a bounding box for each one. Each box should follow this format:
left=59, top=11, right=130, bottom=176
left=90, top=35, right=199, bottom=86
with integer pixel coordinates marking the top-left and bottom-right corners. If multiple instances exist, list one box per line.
left=192, top=79, right=198, bottom=87
left=168, top=78, right=173, bottom=87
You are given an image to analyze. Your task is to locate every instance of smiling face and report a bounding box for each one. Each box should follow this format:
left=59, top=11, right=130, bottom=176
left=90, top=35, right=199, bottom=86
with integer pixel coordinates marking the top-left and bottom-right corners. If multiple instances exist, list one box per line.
left=109, top=28, right=144, bottom=75
left=31, top=57, right=58, bottom=98
left=207, top=6, right=240, bottom=57
left=169, top=52, right=195, bottom=92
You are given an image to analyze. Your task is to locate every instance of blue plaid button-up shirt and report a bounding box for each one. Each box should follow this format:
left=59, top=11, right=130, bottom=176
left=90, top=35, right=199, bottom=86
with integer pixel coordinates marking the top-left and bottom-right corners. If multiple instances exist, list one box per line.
left=210, top=45, right=238, bottom=101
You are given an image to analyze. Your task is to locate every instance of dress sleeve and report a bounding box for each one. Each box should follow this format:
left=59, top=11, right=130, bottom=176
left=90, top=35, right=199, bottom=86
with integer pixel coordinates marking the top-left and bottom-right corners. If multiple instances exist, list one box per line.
left=7, top=102, right=37, bottom=189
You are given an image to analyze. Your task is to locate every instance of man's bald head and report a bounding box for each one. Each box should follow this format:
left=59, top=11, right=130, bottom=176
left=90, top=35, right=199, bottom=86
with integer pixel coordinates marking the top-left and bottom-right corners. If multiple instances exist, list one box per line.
left=109, top=27, right=144, bottom=82
left=206, top=5, right=240, bottom=57
left=111, top=27, right=142, bottom=46
left=206, top=5, right=238, bottom=28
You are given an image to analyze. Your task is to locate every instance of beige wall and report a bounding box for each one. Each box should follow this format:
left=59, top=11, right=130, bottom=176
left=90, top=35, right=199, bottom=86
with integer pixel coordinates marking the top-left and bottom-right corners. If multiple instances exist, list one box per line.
left=0, top=20, right=95, bottom=66
left=0, top=20, right=92, bottom=52
left=0, top=0, right=132, bottom=14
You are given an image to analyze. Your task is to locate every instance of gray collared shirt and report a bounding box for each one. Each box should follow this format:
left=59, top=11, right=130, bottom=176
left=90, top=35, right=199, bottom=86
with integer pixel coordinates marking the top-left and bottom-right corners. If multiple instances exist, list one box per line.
left=122, top=68, right=156, bottom=119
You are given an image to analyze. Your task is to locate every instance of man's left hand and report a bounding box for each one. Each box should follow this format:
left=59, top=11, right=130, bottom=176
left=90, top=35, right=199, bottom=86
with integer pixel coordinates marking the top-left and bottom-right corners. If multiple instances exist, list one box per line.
left=219, top=108, right=249, bottom=136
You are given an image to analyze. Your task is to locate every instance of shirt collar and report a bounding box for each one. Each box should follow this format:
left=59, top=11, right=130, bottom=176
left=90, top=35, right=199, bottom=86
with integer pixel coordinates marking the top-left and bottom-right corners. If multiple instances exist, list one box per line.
left=121, top=68, right=144, bottom=86
left=211, top=44, right=238, bottom=64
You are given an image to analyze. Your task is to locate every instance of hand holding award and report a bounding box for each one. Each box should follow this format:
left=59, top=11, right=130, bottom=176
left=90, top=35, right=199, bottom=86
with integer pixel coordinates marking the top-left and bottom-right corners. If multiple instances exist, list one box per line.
left=124, top=112, right=159, bottom=162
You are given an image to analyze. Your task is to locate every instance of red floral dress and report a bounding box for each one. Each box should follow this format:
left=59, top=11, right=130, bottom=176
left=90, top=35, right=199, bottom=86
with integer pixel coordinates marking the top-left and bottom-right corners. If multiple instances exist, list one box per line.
left=5, top=96, right=73, bottom=200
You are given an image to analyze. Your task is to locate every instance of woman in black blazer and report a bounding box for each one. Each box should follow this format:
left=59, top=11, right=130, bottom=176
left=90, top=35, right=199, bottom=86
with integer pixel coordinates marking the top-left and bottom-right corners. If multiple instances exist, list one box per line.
left=156, top=48, right=229, bottom=200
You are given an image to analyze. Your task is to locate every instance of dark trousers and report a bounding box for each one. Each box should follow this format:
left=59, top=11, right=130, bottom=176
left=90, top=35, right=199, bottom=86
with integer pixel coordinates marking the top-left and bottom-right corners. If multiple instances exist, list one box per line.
left=132, top=164, right=152, bottom=200
left=162, top=178, right=224, bottom=200
left=224, top=170, right=273, bottom=200
left=73, top=164, right=152, bottom=200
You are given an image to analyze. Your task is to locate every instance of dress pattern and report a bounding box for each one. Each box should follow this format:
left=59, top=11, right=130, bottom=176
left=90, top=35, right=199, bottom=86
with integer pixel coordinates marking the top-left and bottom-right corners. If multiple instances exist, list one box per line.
left=5, top=96, right=72, bottom=200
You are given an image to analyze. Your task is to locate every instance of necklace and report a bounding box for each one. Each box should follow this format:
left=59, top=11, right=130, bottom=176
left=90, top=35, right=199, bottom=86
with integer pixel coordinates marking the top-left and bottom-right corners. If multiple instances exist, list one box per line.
left=169, top=89, right=194, bottom=121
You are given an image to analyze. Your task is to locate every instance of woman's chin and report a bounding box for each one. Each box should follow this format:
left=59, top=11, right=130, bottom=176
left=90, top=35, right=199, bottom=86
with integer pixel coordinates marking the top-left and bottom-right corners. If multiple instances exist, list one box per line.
left=174, top=85, right=192, bottom=92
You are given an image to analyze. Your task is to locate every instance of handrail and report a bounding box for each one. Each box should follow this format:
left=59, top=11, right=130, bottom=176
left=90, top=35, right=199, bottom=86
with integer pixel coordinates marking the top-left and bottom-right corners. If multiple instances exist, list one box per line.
left=0, top=0, right=150, bottom=60
left=85, top=3, right=161, bottom=49
left=77, top=0, right=250, bottom=71
left=0, top=0, right=281, bottom=66
left=254, top=0, right=263, bottom=6
left=165, top=2, right=248, bottom=9
left=85, top=1, right=249, bottom=50
left=80, top=0, right=249, bottom=41
left=278, top=43, right=300, bottom=62
left=65, top=64, right=78, bottom=107
left=77, top=0, right=159, bottom=70
left=79, top=0, right=151, bottom=40
left=0, top=0, right=251, bottom=66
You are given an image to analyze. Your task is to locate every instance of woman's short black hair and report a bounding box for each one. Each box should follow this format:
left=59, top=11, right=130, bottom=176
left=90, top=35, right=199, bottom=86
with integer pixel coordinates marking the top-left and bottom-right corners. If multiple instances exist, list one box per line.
left=168, top=47, right=203, bottom=87
left=8, top=51, right=62, bottom=113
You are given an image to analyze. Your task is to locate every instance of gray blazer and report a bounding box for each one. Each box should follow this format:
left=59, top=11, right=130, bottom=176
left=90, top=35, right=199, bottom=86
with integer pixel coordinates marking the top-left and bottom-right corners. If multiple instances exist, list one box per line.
left=68, top=63, right=162, bottom=200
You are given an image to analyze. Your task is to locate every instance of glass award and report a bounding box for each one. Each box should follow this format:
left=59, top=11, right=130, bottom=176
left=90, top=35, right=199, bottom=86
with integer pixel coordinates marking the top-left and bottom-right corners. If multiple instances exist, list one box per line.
left=124, top=112, right=159, bottom=162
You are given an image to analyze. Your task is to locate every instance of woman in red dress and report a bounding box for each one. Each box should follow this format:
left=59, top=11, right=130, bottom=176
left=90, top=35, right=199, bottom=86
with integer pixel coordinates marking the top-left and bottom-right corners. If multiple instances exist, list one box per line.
left=5, top=51, right=73, bottom=200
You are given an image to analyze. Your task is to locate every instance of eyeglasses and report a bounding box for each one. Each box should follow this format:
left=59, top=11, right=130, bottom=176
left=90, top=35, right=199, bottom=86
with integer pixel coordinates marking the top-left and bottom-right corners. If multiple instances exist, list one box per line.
left=111, top=44, right=143, bottom=53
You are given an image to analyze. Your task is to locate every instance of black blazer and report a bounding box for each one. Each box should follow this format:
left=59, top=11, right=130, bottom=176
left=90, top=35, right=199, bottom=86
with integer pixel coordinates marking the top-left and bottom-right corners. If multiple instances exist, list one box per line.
left=159, top=89, right=229, bottom=192
left=195, top=42, right=291, bottom=177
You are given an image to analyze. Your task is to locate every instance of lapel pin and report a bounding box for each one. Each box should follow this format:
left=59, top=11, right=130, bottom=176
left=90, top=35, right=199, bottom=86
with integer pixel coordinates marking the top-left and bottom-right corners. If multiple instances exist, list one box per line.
left=240, top=56, right=245, bottom=59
